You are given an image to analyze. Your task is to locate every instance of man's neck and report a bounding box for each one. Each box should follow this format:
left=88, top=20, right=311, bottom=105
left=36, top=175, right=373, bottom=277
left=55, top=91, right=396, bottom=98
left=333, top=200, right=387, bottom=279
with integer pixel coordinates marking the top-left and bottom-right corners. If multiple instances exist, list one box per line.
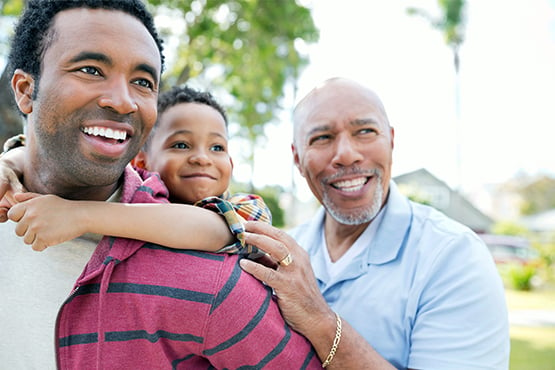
left=23, top=174, right=122, bottom=201
left=324, top=217, right=370, bottom=262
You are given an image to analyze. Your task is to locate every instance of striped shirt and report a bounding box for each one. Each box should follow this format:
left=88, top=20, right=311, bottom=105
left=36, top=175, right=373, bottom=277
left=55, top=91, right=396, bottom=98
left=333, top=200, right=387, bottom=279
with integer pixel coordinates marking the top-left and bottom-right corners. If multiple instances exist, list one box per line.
left=56, top=166, right=320, bottom=369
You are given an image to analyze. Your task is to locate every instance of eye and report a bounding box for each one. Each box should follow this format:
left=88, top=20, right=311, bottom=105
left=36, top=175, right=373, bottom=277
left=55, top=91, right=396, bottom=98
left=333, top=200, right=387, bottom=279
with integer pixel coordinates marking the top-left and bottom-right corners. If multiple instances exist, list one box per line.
left=133, top=78, right=155, bottom=90
left=210, top=144, right=226, bottom=152
left=171, top=142, right=190, bottom=150
left=79, top=66, right=101, bottom=76
left=309, top=134, right=332, bottom=146
left=358, top=127, right=378, bottom=136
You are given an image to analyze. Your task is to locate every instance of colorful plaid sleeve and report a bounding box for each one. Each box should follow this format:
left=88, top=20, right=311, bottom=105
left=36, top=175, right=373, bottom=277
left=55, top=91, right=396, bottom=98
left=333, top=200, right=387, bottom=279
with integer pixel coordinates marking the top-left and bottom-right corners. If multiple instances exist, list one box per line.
left=194, top=192, right=272, bottom=257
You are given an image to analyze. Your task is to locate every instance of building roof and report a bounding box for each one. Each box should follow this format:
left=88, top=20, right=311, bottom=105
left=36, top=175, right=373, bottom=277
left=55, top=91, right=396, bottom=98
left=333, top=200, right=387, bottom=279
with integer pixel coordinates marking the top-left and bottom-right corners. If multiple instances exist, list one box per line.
left=394, top=168, right=494, bottom=233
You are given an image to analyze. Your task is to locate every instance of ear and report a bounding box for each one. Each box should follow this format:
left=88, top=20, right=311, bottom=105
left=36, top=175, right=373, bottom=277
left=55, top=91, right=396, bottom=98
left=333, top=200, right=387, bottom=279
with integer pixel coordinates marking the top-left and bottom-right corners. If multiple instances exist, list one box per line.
left=11, top=69, right=35, bottom=115
left=291, top=143, right=305, bottom=178
left=229, top=156, right=234, bottom=171
left=131, top=150, right=148, bottom=169
left=390, top=126, right=395, bottom=150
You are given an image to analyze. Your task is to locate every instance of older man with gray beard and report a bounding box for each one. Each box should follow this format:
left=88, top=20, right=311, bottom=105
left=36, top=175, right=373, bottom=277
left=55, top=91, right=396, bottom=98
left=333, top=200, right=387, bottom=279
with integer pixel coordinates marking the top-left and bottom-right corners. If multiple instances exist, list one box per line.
left=240, top=77, right=510, bottom=369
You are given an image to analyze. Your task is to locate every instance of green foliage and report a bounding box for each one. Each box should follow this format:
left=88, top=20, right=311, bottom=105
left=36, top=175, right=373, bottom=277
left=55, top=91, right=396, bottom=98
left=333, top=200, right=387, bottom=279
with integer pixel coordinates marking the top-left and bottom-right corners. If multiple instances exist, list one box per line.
left=255, top=186, right=285, bottom=228
left=0, top=0, right=23, bottom=16
left=517, top=175, right=555, bottom=215
left=146, top=0, right=319, bottom=179
left=507, top=264, right=536, bottom=291
left=407, top=0, right=466, bottom=71
left=407, top=0, right=466, bottom=47
left=491, top=221, right=529, bottom=237
left=0, top=1, right=319, bottom=177
left=534, top=241, right=555, bottom=284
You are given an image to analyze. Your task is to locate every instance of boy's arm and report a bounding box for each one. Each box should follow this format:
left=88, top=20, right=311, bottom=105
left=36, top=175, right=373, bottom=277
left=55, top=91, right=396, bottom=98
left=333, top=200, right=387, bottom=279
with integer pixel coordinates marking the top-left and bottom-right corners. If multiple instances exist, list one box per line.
left=8, top=193, right=235, bottom=252
left=0, top=146, right=26, bottom=222
left=85, top=202, right=235, bottom=250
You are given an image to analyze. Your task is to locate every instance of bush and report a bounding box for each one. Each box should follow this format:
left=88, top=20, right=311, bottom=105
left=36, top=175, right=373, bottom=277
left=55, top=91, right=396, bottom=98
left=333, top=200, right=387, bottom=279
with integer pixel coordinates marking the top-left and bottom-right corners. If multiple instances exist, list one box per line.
left=508, top=264, right=537, bottom=291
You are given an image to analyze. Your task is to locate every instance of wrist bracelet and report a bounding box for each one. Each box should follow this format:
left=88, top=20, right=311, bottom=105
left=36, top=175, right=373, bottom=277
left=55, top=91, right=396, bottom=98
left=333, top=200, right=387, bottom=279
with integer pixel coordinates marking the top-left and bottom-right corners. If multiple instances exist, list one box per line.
left=322, top=312, right=342, bottom=368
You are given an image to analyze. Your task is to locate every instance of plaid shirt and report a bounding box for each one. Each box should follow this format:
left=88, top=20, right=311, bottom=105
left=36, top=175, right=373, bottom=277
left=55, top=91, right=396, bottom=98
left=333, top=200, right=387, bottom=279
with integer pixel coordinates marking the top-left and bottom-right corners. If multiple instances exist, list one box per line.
left=195, top=192, right=272, bottom=257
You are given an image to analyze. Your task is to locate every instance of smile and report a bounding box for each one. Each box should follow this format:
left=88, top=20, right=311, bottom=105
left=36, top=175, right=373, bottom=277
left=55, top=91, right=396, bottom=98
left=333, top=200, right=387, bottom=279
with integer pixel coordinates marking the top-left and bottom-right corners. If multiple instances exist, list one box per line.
left=82, top=126, right=127, bottom=142
left=331, top=176, right=369, bottom=192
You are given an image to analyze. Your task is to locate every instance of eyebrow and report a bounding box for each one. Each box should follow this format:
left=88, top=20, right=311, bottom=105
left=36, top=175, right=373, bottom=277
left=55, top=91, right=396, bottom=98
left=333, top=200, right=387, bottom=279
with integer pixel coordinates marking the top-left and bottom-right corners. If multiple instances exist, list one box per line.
left=69, top=51, right=159, bottom=85
left=306, top=118, right=378, bottom=136
left=352, top=118, right=379, bottom=126
left=69, top=51, right=111, bottom=65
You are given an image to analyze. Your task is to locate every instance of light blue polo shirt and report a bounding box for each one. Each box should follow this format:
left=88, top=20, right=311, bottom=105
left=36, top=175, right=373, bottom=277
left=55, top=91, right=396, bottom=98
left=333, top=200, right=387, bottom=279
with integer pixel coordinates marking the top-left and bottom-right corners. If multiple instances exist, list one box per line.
left=288, top=182, right=509, bottom=369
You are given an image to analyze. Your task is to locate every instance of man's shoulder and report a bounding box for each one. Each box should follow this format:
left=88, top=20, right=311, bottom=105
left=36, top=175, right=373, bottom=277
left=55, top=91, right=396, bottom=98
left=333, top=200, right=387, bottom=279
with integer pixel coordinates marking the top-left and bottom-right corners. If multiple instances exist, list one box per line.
left=120, top=165, right=169, bottom=204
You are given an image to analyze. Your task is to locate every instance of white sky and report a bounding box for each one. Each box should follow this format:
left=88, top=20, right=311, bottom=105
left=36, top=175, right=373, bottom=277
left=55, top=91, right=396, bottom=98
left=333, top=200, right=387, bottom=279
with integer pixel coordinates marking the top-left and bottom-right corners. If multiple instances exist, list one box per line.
left=234, top=0, right=555, bottom=199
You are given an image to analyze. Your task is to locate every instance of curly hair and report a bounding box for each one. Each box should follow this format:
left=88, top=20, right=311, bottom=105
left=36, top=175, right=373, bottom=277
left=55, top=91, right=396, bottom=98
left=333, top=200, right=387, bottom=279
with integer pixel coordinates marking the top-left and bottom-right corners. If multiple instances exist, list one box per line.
left=7, top=0, right=165, bottom=86
left=144, top=85, right=228, bottom=151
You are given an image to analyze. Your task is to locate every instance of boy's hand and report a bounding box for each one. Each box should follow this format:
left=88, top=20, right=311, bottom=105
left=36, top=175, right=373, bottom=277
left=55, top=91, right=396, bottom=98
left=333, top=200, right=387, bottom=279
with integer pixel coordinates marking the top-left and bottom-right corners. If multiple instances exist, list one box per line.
left=8, top=193, right=87, bottom=251
left=0, top=162, right=25, bottom=222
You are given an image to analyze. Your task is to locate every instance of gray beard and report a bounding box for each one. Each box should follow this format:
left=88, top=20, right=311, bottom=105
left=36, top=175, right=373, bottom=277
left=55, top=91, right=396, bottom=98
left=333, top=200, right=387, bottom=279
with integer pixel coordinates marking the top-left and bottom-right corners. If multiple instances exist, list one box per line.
left=322, top=171, right=384, bottom=225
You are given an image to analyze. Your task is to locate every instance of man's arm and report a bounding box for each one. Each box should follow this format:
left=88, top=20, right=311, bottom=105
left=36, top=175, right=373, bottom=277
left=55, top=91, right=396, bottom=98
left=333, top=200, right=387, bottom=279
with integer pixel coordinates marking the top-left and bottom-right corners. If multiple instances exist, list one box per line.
left=239, top=221, right=397, bottom=370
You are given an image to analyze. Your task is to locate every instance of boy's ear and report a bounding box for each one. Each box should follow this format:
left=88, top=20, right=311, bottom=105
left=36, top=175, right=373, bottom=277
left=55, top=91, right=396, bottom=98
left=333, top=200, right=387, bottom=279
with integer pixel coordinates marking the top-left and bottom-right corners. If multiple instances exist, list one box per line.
left=229, top=157, right=234, bottom=170
left=11, top=69, right=35, bottom=115
left=132, top=150, right=147, bottom=169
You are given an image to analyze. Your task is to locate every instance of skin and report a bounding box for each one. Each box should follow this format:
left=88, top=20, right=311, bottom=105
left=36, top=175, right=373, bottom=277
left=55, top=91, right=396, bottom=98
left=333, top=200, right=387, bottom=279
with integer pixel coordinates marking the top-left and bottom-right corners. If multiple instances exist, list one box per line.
left=1, top=9, right=234, bottom=251
left=11, top=8, right=161, bottom=201
left=3, top=102, right=235, bottom=252
left=240, top=78, right=402, bottom=369
left=293, top=78, right=394, bottom=261
left=137, top=102, right=233, bottom=204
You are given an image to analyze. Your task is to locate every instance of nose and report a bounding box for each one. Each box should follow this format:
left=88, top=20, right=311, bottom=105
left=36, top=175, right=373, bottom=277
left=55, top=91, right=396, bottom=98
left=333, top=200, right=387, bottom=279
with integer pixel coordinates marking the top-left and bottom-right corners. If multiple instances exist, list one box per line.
left=188, top=149, right=212, bottom=167
left=97, top=76, right=138, bottom=114
left=331, top=133, right=363, bottom=168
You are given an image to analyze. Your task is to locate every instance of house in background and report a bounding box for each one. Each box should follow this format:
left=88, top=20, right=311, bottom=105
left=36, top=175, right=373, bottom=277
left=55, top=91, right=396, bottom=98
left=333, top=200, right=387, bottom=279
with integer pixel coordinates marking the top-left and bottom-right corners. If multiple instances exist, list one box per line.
left=394, top=168, right=494, bottom=233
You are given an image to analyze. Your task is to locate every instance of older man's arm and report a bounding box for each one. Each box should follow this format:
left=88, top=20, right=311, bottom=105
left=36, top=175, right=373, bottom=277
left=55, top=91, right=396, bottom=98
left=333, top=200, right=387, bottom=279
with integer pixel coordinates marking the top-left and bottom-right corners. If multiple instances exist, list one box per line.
left=239, top=221, right=397, bottom=370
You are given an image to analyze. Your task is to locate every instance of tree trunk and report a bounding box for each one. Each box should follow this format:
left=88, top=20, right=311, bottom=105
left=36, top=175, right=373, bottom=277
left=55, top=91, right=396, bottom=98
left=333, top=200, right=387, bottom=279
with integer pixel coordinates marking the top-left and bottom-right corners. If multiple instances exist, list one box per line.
left=0, top=66, right=24, bottom=147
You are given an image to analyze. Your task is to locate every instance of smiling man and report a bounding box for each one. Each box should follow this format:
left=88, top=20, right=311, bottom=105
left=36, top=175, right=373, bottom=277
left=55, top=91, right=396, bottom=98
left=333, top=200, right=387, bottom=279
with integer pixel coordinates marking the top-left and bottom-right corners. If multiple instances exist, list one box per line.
left=240, top=77, right=511, bottom=369
left=0, top=1, right=320, bottom=369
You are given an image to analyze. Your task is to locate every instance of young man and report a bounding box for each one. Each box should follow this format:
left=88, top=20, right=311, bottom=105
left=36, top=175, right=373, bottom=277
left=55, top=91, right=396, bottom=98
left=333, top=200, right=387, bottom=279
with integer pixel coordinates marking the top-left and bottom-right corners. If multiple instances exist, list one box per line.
left=6, top=85, right=270, bottom=257
left=0, top=1, right=319, bottom=368
left=240, top=77, right=511, bottom=369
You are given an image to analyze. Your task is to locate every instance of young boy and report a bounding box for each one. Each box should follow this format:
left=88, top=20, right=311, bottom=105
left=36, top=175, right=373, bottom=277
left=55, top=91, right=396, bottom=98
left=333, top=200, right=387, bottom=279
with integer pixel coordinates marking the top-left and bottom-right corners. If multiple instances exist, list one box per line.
left=2, top=86, right=270, bottom=256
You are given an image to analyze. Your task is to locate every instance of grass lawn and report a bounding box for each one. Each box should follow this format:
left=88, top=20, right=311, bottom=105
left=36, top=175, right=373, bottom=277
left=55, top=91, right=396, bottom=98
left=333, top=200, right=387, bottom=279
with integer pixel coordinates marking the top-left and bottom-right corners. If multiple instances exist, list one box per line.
left=510, top=327, right=555, bottom=370
left=506, top=287, right=555, bottom=370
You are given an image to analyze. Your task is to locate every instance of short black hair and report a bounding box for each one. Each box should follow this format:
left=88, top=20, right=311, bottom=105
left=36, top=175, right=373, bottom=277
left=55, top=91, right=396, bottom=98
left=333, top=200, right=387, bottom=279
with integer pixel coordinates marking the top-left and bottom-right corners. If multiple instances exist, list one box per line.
left=144, top=85, right=228, bottom=150
left=7, top=0, right=165, bottom=83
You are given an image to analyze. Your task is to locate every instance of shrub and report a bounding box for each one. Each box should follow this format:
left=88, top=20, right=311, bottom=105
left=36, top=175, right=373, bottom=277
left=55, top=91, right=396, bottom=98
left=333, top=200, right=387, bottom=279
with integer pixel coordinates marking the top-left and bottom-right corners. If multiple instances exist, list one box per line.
left=508, top=264, right=537, bottom=291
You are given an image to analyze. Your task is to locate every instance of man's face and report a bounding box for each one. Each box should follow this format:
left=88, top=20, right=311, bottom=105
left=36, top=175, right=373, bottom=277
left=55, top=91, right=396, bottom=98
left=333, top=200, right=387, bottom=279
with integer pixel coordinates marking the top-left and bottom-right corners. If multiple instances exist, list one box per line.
left=292, top=80, right=394, bottom=225
left=20, top=8, right=160, bottom=196
left=144, top=103, right=233, bottom=204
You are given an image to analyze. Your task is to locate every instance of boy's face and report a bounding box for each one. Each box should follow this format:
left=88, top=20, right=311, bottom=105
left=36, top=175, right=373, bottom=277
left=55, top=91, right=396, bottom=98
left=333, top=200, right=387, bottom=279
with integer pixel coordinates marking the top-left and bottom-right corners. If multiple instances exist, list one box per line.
left=144, top=102, right=233, bottom=204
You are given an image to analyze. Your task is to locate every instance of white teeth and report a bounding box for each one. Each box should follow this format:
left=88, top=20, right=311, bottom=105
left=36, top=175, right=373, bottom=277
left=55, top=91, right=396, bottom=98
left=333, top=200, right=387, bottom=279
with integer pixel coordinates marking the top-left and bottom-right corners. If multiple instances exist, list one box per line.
left=332, top=177, right=367, bottom=192
left=83, top=127, right=127, bottom=141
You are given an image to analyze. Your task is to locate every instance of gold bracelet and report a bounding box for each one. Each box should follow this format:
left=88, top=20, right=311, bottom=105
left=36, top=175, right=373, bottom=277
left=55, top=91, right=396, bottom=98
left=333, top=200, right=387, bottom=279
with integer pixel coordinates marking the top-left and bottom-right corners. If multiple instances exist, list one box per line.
left=322, top=312, right=342, bottom=368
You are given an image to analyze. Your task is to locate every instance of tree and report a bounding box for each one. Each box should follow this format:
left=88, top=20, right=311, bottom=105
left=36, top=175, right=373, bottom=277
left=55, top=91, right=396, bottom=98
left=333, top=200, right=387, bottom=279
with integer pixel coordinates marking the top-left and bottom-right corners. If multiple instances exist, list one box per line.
left=0, top=0, right=319, bottom=184
left=517, top=175, right=555, bottom=215
left=407, top=0, right=466, bottom=189
left=0, top=0, right=25, bottom=145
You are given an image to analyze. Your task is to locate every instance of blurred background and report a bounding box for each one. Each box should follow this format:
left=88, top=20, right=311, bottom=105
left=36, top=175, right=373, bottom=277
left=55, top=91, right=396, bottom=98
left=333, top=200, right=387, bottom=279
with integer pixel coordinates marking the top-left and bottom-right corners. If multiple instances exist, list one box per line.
left=0, top=1, right=554, bottom=367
